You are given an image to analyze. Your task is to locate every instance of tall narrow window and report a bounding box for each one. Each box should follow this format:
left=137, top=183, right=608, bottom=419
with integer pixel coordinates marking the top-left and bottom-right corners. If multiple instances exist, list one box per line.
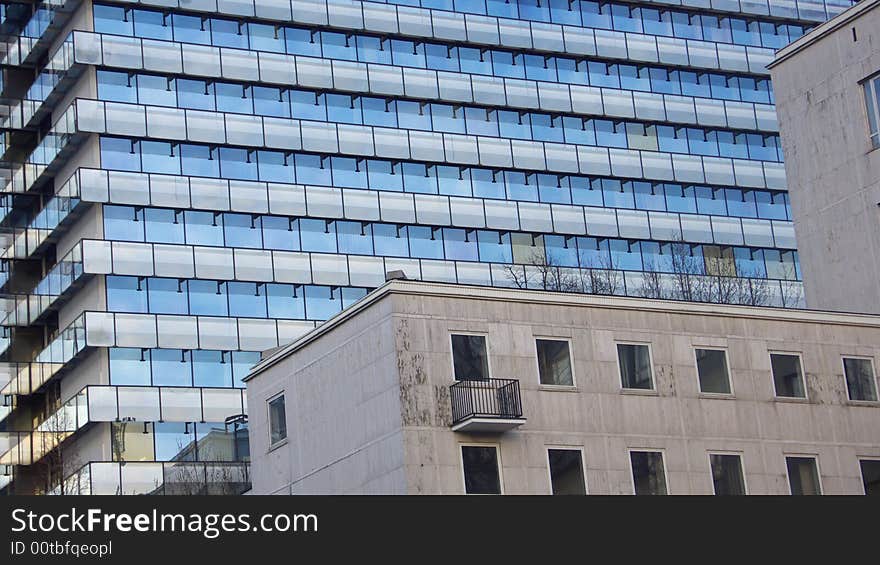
left=461, top=446, right=501, bottom=494
left=786, top=456, right=821, bottom=495
left=617, top=344, right=654, bottom=390
left=859, top=460, right=880, bottom=495
left=630, top=451, right=667, bottom=495
left=770, top=353, right=806, bottom=398
left=548, top=449, right=586, bottom=495
left=268, top=394, right=287, bottom=447
left=451, top=334, right=489, bottom=381
left=863, top=73, right=880, bottom=149
left=710, top=453, right=746, bottom=495
left=696, top=348, right=731, bottom=394
left=843, top=357, right=878, bottom=402
left=536, top=339, right=574, bottom=386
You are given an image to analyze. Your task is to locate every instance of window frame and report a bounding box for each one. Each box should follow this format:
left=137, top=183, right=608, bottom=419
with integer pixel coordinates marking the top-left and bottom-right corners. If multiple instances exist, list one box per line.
left=694, top=346, right=734, bottom=397
left=862, top=72, right=880, bottom=151
left=858, top=457, right=880, bottom=495
left=449, top=331, right=491, bottom=382
left=460, top=443, right=504, bottom=495
left=545, top=446, right=588, bottom=495
left=784, top=454, right=822, bottom=495
left=616, top=341, right=656, bottom=393
left=769, top=351, right=808, bottom=401
left=534, top=336, right=577, bottom=388
left=627, top=448, right=668, bottom=495
left=266, top=391, right=287, bottom=450
left=841, top=355, right=879, bottom=403
left=707, top=451, right=748, bottom=495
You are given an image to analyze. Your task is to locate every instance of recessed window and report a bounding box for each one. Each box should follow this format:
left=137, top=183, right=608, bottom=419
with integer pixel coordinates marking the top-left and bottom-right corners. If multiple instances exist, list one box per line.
left=267, top=394, right=287, bottom=447
left=863, top=73, right=880, bottom=149
left=536, top=339, right=574, bottom=386
left=843, top=357, right=878, bottom=402
left=617, top=343, right=654, bottom=390
left=710, top=453, right=746, bottom=495
left=630, top=450, right=667, bottom=495
left=859, top=459, right=880, bottom=495
left=461, top=445, right=501, bottom=494
left=696, top=348, right=731, bottom=394
left=786, top=456, right=821, bottom=495
left=548, top=449, right=586, bottom=495
left=770, top=353, right=806, bottom=398
left=451, top=334, right=489, bottom=381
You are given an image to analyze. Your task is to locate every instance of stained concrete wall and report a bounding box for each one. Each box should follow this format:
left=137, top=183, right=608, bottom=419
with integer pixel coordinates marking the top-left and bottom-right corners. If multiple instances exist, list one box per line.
left=247, top=283, right=880, bottom=495
left=246, top=298, right=407, bottom=494
left=770, top=1, right=880, bottom=313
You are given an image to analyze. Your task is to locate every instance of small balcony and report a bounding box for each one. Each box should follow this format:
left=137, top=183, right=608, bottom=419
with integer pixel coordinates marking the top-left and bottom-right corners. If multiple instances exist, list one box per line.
left=449, top=378, right=526, bottom=433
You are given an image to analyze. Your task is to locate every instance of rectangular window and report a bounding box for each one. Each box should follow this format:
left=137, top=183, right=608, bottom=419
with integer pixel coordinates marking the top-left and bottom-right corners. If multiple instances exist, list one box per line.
left=451, top=334, right=489, bottom=381
left=536, top=339, right=574, bottom=386
left=860, top=459, right=880, bottom=495
left=461, top=446, right=501, bottom=494
left=786, top=456, right=821, bottom=495
left=696, top=348, right=731, bottom=394
left=770, top=353, right=806, bottom=398
left=710, top=453, right=746, bottom=495
left=843, top=357, right=878, bottom=402
left=617, top=343, right=654, bottom=390
left=268, top=394, right=287, bottom=447
left=864, top=73, right=880, bottom=149
left=630, top=450, right=667, bottom=495
left=548, top=449, right=586, bottom=495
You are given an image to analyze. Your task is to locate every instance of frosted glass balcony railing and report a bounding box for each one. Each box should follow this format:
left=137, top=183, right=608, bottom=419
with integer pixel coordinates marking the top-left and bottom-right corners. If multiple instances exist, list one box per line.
left=0, top=172, right=81, bottom=260
left=60, top=461, right=251, bottom=495
left=0, top=33, right=76, bottom=133
left=1, top=0, right=77, bottom=67
left=0, top=101, right=79, bottom=195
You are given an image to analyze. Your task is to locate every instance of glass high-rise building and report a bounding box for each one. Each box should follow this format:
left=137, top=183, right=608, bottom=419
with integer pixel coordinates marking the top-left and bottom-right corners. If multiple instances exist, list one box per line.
left=0, top=0, right=853, bottom=494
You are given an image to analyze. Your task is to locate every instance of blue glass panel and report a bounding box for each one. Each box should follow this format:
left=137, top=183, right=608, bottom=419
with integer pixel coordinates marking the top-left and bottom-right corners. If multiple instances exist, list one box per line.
left=408, top=226, right=444, bottom=259
left=266, top=284, right=305, bottom=319
left=104, top=205, right=145, bottom=242
left=304, top=286, right=342, bottom=321
left=228, top=282, right=268, bottom=318
left=144, top=208, right=184, bottom=244
left=223, top=213, right=262, bottom=249
left=147, top=277, right=188, bottom=315
left=109, top=348, right=151, bottom=386
left=107, top=276, right=148, bottom=313
left=373, top=224, right=410, bottom=257
left=189, top=280, right=228, bottom=316
left=262, top=216, right=299, bottom=251
left=101, top=137, right=139, bottom=171
left=443, top=228, right=479, bottom=261
left=337, top=221, right=374, bottom=255
left=193, top=350, right=233, bottom=388
left=299, top=218, right=337, bottom=253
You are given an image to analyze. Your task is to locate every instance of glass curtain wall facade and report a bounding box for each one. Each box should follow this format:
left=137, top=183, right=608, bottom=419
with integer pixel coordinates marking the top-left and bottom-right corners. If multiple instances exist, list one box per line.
left=0, top=0, right=853, bottom=494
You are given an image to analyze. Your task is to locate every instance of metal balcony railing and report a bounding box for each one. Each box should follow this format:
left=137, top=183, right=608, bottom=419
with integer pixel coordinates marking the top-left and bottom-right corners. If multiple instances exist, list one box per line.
left=450, top=378, right=525, bottom=432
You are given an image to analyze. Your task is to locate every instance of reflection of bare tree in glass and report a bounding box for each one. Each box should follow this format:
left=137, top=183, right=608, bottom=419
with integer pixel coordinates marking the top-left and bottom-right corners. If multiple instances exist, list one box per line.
left=502, top=248, right=621, bottom=295
left=35, top=385, right=80, bottom=495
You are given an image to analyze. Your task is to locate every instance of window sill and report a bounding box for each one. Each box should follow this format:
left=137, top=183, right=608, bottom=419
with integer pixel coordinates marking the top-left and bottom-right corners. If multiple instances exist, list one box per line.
left=268, top=438, right=288, bottom=453
left=619, top=388, right=659, bottom=397
left=698, top=392, right=736, bottom=400
left=846, top=399, right=880, bottom=407
left=773, top=396, right=809, bottom=404
left=538, top=384, right=579, bottom=393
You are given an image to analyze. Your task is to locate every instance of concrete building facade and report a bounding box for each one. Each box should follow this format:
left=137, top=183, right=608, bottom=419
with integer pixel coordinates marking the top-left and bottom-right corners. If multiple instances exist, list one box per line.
left=769, top=0, right=880, bottom=314
left=0, top=0, right=860, bottom=494
left=245, top=280, right=880, bottom=495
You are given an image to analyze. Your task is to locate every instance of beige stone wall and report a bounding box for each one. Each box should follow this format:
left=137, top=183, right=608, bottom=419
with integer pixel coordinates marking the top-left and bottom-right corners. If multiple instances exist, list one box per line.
left=771, top=3, right=880, bottom=313
left=396, top=292, right=880, bottom=494
left=247, top=284, right=880, bottom=495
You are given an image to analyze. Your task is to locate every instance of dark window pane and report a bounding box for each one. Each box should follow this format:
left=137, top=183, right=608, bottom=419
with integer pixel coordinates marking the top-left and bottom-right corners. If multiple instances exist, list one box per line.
left=549, top=449, right=586, bottom=494
left=696, top=349, right=731, bottom=394
left=771, top=353, right=805, bottom=398
left=843, top=358, right=878, bottom=402
left=786, top=456, right=821, bottom=495
left=617, top=344, right=653, bottom=390
left=268, top=395, right=287, bottom=445
left=536, top=339, right=573, bottom=386
left=461, top=446, right=501, bottom=494
left=710, top=454, right=746, bottom=495
left=631, top=451, right=667, bottom=495
left=451, top=334, right=489, bottom=381
left=860, top=460, right=880, bottom=495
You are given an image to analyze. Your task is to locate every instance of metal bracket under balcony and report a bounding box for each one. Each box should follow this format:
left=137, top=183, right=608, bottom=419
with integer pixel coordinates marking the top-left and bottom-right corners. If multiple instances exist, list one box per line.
left=450, top=378, right=525, bottom=433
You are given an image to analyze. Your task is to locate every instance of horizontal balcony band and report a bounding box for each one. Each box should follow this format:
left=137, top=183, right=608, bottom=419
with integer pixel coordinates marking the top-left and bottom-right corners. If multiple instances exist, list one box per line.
left=74, top=168, right=796, bottom=247
left=74, top=98, right=787, bottom=189
left=99, top=0, right=778, bottom=77
left=59, top=460, right=250, bottom=495
left=0, top=429, right=71, bottom=467
left=74, top=28, right=780, bottom=126
left=123, top=0, right=847, bottom=30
